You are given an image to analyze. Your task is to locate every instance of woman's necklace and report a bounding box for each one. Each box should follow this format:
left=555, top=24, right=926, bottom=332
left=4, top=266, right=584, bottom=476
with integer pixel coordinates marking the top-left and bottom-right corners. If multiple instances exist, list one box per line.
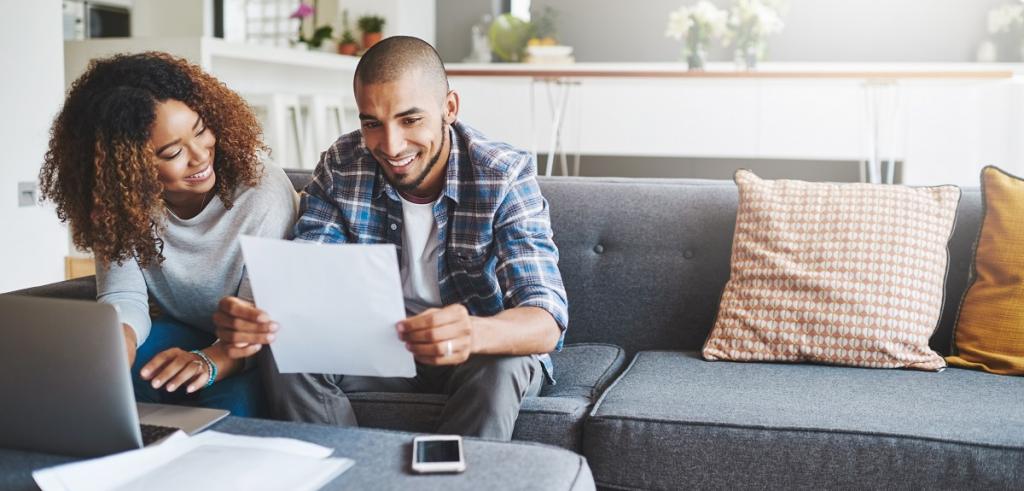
left=170, top=190, right=214, bottom=219
left=195, top=190, right=214, bottom=216
left=200, top=189, right=214, bottom=209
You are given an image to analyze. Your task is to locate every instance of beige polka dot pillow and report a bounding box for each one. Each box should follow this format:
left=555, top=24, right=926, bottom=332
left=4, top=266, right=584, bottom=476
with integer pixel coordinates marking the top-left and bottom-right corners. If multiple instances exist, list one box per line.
left=702, top=170, right=961, bottom=370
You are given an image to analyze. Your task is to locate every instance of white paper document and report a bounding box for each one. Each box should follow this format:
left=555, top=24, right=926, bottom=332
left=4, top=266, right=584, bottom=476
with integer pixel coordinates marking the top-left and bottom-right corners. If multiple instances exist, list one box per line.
left=239, top=236, right=416, bottom=377
left=33, top=431, right=353, bottom=491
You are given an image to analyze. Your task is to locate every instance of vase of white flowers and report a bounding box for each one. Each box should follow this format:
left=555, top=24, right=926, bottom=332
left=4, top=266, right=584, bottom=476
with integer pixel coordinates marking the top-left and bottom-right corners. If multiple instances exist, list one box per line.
left=988, top=1, right=1024, bottom=61
left=665, top=1, right=728, bottom=71
left=726, top=0, right=785, bottom=70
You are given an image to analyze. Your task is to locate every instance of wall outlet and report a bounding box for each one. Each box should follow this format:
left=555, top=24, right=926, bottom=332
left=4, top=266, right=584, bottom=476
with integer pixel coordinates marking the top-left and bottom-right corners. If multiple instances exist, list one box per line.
left=18, top=181, right=37, bottom=207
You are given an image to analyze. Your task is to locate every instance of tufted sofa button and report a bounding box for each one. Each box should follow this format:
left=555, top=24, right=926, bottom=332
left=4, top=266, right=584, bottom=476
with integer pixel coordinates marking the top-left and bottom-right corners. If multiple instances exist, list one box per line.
left=683, top=249, right=695, bottom=259
left=593, top=244, right=605, bottom=254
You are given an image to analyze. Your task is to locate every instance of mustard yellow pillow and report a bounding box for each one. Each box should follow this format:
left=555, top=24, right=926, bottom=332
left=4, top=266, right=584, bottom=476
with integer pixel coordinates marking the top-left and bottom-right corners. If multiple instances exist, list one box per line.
left=947, top=166, right=1024, bottom=375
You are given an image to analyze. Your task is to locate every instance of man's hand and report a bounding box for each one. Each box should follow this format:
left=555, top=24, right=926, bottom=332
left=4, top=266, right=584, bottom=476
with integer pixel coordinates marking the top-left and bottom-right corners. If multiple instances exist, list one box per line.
left=397, top=304, right=475, bottom=366
left=122, top=324, right=137, bottom=367
left=212, top=296, right=278, bottom=359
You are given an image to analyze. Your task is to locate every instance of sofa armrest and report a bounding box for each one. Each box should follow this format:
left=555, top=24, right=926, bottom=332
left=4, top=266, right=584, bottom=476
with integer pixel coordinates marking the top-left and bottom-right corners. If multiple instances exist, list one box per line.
left=5, top=275, right=97, bottom=301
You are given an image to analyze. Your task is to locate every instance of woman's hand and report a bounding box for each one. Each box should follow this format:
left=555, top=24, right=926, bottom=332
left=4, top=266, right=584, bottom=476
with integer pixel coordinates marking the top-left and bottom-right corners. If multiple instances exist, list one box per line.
left=139, top=344, right=242, bottom=393
left=140, top=348, right=208, bottom=393
left=122, top=324, right=138, bottom=367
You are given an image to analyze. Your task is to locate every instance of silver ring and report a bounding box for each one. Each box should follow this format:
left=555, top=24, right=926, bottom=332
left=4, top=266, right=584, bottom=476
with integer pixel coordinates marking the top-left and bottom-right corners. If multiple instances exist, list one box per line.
left=445, top=340, right=453, bottom=357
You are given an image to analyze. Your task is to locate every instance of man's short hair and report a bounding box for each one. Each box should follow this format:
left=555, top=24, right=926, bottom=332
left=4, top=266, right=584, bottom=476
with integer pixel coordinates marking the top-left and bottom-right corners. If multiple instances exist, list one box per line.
left=354, top=36, right=449, bottom=100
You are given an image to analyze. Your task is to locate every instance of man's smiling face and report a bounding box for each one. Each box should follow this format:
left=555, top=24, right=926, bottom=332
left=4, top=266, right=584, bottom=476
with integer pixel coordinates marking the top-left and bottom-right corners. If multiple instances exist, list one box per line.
left=356, top=70, right=458, bottom=200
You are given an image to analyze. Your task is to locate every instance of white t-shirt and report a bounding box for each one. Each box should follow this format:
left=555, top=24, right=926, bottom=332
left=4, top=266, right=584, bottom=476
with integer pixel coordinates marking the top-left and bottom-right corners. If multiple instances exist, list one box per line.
left=399, top=195, right=443, bottom=315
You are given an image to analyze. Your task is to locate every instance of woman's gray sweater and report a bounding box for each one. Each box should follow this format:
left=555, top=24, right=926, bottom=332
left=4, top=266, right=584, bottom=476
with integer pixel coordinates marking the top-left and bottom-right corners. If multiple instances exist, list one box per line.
left=97, top=164, right=298, bottom=346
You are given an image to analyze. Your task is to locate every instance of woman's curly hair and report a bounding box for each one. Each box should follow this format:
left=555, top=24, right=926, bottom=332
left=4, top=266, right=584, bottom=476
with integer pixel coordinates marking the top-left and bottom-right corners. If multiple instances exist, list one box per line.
left=40, top=51, right=267, bottom=267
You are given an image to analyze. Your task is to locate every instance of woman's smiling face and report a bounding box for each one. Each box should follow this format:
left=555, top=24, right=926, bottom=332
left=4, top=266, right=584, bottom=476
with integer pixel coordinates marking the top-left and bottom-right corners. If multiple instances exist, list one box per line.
left=150, top=99, right=217, bottom=213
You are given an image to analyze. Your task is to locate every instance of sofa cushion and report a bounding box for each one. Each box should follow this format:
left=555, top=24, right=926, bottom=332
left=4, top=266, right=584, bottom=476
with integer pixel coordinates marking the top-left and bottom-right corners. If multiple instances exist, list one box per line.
left=704, top=170, right=960, bottom=370
left=348, top=343, right=625, bottom=451
left=585, top=351, right=1024, bottom=490
left=6, top=275, right=95, bottom=300
left=947, top=166, right=1024, bottom=375
left=284, top=167, right=313, bottom=191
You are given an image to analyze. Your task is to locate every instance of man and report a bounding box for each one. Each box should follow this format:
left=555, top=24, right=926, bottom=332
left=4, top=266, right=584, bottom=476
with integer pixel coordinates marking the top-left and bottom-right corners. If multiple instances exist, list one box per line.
left=213, top=36, right=568, bottom=440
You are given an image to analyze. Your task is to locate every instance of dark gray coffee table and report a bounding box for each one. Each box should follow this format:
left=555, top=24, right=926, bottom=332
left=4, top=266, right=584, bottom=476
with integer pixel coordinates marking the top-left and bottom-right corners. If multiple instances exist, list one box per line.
left=0, top=417, right=595, bottom=490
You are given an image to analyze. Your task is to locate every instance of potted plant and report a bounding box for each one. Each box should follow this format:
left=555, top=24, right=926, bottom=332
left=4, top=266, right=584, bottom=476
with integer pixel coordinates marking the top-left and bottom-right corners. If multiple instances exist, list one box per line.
left=357, top=14, right=386, bottom=51
left=988, top=1, right=1024, bottom=60
left=725, top=0, right=785, bottom=70
left=527, top=6, right=559, bottom=47
left=337, top=9, right=359, bottom=56
left=289, top=0, right=334, bottom=52
left=289, top=1, right=315, bottom=49
left=665, top=1, right=728, bottom=71
left=307, top=24, right=335, bottom=51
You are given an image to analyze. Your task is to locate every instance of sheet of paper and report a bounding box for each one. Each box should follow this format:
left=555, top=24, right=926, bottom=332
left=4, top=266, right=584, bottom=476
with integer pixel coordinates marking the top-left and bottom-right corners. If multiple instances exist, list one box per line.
left=239, top=236, right=416, bottom=377
left=33, top=431, right=353, bottom=491
left=33, top=431, right=190, bottom=491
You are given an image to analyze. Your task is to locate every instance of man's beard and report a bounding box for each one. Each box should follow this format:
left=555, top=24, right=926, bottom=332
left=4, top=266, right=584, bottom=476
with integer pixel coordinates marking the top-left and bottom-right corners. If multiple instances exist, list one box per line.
left=389, top=122, right=447, bottom=194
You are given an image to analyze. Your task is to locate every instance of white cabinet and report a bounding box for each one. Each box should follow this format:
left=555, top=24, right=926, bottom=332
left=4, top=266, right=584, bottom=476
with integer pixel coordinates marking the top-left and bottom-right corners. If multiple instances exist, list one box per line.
left=450, top=77, right=535, bottom=151
left=577, top=79, right=762, bottom=159
left=756, top=81, right=864, bottom=161
left=900, top=81, right=1022, bottom=185
left=447, top=63, right=1024, bottom=185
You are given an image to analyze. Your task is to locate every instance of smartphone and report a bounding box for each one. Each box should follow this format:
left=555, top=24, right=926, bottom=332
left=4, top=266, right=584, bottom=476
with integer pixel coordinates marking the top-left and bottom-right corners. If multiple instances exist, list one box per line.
left=411, top=435, right=466, bottom=474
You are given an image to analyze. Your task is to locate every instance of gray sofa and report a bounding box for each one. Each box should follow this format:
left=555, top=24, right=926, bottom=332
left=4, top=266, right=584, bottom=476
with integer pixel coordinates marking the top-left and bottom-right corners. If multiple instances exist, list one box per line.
left=10, top=171, right=1024, bottom=489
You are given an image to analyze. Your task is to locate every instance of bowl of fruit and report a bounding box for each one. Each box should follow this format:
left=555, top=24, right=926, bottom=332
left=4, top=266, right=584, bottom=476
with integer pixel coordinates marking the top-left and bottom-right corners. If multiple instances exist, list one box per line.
left=525, top=37, right=573, bottom=63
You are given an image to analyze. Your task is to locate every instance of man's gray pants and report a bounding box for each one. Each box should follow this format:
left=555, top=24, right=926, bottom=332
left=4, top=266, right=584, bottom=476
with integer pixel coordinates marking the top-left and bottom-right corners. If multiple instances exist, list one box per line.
left=258, top=351, right=544, bottom=441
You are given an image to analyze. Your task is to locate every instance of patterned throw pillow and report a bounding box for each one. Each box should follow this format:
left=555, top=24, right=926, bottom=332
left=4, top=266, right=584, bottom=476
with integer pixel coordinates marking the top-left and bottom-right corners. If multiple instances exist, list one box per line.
left=702, top=170, right=961, bottom=370
left=946, top=166, right=1024, bottom=375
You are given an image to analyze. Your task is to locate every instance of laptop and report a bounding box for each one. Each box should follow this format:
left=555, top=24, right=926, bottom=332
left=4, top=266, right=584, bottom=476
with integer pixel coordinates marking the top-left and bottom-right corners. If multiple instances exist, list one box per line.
left=0, top=295, right=228, bottom=457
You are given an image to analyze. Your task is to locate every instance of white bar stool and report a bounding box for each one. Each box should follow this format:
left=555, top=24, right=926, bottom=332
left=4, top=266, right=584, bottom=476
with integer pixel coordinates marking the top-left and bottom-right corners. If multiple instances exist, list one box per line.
left=530, top=78, right=583, bottom=177
left=243, top=93, right=308, bottom=169
left=859, top=80, right=902, bottom=184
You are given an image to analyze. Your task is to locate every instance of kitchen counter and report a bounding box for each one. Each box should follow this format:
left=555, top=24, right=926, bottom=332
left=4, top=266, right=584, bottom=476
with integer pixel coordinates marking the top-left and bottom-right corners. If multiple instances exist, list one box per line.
left=446, top=62, right=1020, bottom=80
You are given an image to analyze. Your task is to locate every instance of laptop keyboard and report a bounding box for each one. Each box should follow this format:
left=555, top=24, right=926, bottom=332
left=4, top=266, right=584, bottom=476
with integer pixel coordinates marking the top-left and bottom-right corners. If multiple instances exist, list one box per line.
left=140, top=423, right=180, bottom=445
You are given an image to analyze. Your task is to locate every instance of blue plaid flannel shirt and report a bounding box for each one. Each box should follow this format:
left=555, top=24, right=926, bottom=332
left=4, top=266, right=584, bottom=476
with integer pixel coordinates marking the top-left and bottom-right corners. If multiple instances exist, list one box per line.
left=294, top=121, right=568, bottom=382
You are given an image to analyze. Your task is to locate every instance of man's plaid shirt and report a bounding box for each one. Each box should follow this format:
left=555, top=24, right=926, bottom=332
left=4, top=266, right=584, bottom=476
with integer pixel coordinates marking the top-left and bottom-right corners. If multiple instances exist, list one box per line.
left=294, top=121, right=568, bottom=381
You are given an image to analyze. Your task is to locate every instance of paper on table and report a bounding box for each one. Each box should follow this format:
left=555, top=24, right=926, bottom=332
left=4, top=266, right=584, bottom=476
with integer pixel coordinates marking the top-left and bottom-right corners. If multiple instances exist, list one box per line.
left=32, top=431, right=353, bottom=491
left=33, top=431, right=189, bottom=491
left=239, top=236, right=416, bottom=377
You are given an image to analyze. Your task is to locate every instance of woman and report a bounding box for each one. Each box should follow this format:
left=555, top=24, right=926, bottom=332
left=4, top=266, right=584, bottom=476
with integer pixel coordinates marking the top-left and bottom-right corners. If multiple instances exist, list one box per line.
left=39, top=52, right=297, bottom=416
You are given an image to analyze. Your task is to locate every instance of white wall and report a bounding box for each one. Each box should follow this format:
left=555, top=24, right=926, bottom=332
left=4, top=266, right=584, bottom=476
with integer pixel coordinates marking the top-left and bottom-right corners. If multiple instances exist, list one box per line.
left=436, top=0, right=494, bottom=62
left=326, top=0, right=436, bottom=45
left=0, top=1, right=68, bottom=292
left=132, top=0, right=211, bottom=37
left=765, top=0, right=1008, bottom=62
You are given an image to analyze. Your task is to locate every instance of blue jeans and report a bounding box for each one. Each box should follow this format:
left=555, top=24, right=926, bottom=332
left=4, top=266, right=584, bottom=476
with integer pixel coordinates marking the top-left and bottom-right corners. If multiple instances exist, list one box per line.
left=131, top=318, right=266, bottom=417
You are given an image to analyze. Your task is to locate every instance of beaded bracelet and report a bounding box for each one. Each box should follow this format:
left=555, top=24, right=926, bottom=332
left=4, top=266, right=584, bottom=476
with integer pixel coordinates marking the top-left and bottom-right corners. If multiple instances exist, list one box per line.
left=189, top=349, right=218, bottom=389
